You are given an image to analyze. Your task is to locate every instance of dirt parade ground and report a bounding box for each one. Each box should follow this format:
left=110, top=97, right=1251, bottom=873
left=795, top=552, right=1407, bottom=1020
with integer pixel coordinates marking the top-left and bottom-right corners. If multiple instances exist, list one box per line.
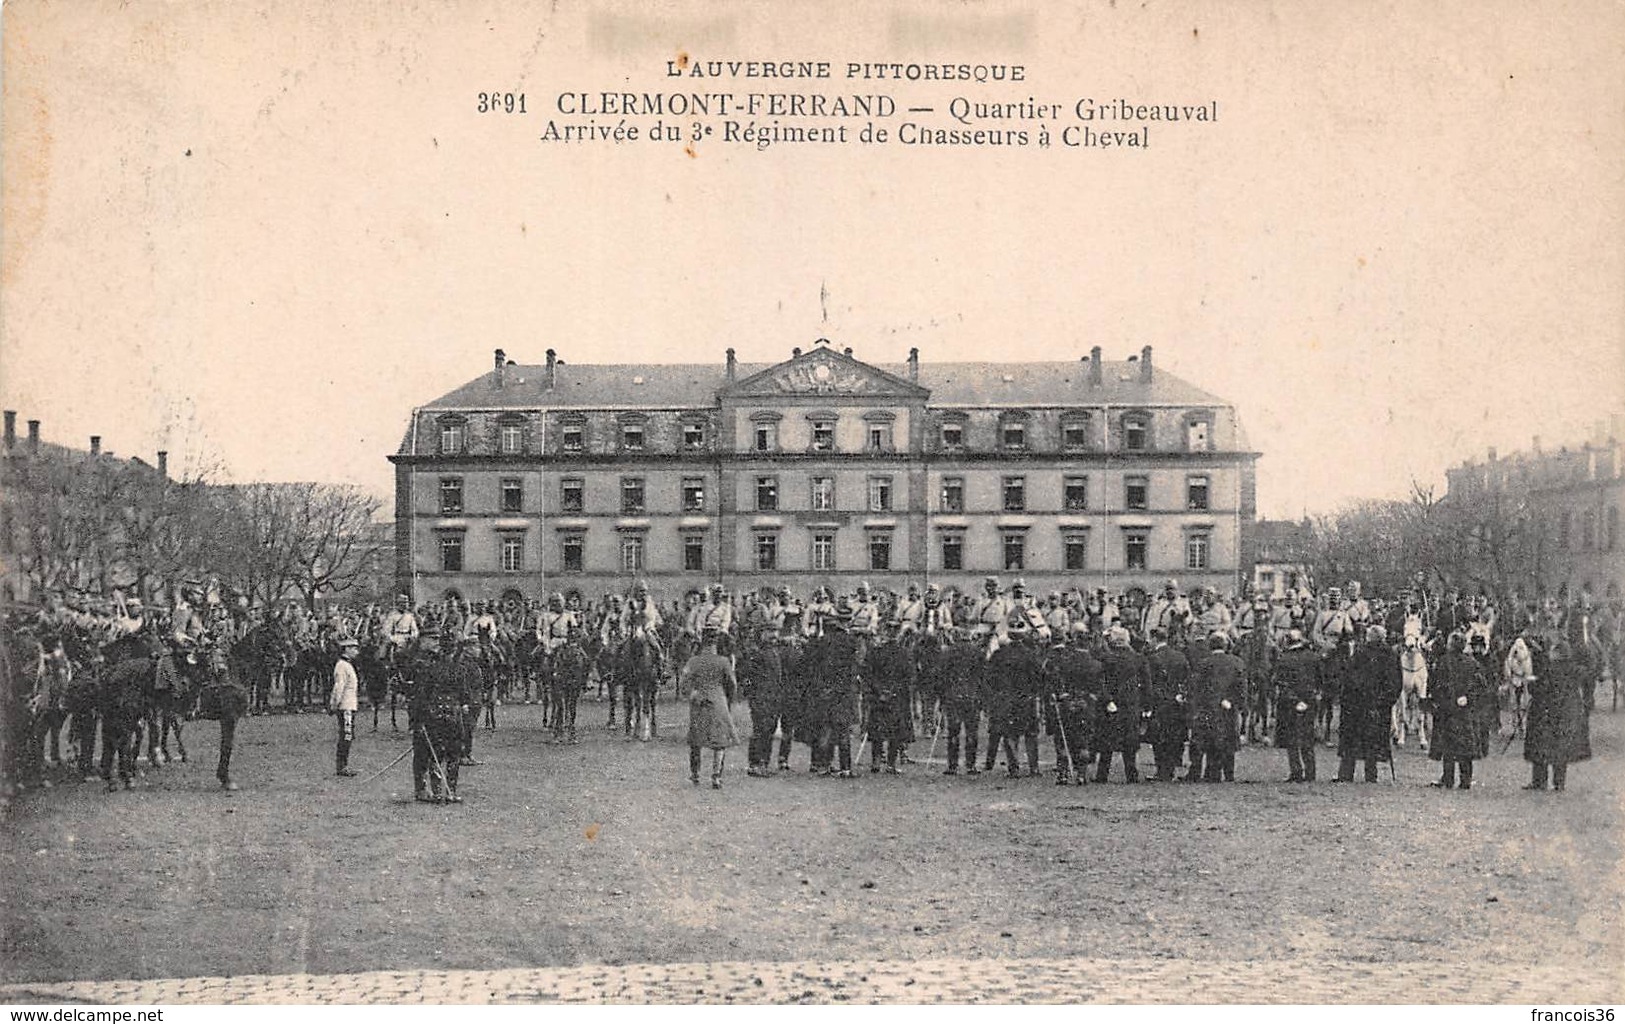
left=2, top=697, right=1621, bottom=1004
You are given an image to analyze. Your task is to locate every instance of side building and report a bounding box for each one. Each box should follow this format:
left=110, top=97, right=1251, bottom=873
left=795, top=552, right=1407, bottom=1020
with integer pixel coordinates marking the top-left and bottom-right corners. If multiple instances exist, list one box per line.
left=389, top=341, right=1260, bottom=604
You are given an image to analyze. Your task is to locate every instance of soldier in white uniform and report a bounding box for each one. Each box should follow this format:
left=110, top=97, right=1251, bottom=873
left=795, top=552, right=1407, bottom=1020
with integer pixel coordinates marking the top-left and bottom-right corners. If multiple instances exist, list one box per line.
left=1044, top=592, right=1072, bottom=638
left=922, top=583, right=953, bottom=635
left=849, top=581, right=882, bottom=637
left=536, top=593, right=579, bottom=655
left=894, top=583, right=925, bottom=635
left=700, top=583, right=734, bottom=637
left=1141, top=580, right=1191, bottom=643
left=383, top=594, right=420, bottom=650
left=805, top=586, right=836, bottom=637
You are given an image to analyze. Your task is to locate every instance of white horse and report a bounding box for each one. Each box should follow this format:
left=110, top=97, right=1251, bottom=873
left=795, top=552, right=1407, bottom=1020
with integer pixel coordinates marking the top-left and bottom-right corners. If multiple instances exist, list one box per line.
left=1393, top=634, right=1430, bottom=750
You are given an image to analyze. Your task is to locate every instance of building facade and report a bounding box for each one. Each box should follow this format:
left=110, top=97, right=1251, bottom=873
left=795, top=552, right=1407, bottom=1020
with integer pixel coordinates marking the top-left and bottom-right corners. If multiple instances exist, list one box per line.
left=1444, top=427, right=1624, bottom=604
left=390, top=342, right=1260, bottom=604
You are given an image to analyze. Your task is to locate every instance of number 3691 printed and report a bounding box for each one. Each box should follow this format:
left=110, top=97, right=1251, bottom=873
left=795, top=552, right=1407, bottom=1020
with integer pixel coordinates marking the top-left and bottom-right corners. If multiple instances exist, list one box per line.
left=477, top=93, right=526, bottom=113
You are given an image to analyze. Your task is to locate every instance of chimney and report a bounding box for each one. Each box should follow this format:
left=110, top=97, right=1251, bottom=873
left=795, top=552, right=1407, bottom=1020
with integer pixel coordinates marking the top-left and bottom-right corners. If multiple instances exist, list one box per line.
left=3, top=410, right=14, bottom=450
left=792, top=347, right=801, bottom=358
left=157, top=450, right=168, bottom=478
left=545, top=348, right=557, bottom=390
left=1487, top=446, right=1497, bottom=462
left=843, top=347, right=853, bottom=358
left=492, top=348, right=506, bottom=389
left=1140, top=345, right=1154, bottom=383
left=1089, top=346, right=1103, bottom=386
left=90, top=435, right=101, bottom=456
left=907, top=347, right=919, bottom=382
left=26, top=419, right=40, bottom=455
left=725, top=347, right=737, bottom=382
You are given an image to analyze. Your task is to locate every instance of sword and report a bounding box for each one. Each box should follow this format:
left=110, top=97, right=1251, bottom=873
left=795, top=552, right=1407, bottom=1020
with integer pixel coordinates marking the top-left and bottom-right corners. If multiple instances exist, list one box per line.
left=357, top=743, right=413, bottom=786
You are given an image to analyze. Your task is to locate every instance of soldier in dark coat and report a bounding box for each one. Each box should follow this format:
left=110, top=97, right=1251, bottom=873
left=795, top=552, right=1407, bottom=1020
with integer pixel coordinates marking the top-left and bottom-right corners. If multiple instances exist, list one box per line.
left=1094, top=626, right=1147, bottom=783
left=863, top=633, right=916, bottom=773
left=978, top=637, right=1011, bottom=774
left=1336, top=626, right=1402, bottom=782
left=410, top=633, right=474, bottom=803
left=940, top=634, right=983, bottom=775
left=1046, top=636, right=1100, bottom=785
left=1273, top=630, right=1321, bottom=782
left=1186, top=633, right=1245, bottom=782
left=989, top=631, right=1043, bottom=777
left=1144, top=629, right=1190, bottom=782
left=684, top=629, right=739, bottom=788
left=742, top=633, right=792, bottom=776
left=1523, top=637, right=1592, bottom=791
left=816, top=617, right=863, bottom=777
left=1429, top=632, right=1493, bottom=789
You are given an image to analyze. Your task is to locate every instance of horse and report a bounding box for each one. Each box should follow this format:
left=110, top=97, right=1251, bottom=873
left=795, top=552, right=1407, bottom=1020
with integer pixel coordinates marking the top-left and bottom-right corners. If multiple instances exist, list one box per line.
left=615, top=629, right=661, bottom=741
left=98, top=633, right=163, bottom=791
left=1393, top=635, right=1431, bottom=749
left=232, top=622, right=290, bottom=715
left=144, top=645, right=191, bottom=767
left=547, top=637, right=590, bottom=743
left=188, top=643, right=248, bottom=789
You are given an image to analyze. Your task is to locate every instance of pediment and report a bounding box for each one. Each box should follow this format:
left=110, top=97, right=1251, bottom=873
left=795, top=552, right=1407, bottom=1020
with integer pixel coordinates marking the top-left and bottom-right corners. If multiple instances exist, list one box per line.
left=724, top=345, right=927, bottom=399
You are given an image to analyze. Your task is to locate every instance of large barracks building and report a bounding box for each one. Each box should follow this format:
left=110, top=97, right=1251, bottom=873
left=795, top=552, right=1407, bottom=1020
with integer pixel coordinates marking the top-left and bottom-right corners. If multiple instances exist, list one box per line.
left=390, top=341, right=1258, bottom=604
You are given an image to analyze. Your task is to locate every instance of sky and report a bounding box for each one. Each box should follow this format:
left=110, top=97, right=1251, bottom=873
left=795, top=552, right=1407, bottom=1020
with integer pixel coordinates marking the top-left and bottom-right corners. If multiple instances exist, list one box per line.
left=3, top=0, right=1622, bottom=520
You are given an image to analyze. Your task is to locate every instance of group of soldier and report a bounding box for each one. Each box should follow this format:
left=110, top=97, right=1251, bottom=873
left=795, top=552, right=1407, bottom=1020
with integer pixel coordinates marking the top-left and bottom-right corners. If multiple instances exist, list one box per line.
left=4, top=571, right=1613, bottom=805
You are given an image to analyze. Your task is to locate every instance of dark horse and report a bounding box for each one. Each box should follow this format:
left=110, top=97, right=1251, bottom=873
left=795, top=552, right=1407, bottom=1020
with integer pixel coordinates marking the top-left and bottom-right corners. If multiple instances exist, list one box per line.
left=616, top=630, right=661, bottom=741
left=547, top=638, right=590, bottom=743
left=98, top=634, right=163, bottom=791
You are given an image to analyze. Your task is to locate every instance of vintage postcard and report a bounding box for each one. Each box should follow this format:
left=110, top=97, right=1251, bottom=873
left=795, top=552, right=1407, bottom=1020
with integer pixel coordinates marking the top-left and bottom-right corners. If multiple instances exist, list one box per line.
left=1, top=0, right=1621, bottom=1008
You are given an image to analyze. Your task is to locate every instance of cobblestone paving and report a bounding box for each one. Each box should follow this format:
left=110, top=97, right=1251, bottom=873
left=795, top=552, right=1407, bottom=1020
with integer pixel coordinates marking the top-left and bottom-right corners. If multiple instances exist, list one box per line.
left=4, top=956, right=1617, bottom=1004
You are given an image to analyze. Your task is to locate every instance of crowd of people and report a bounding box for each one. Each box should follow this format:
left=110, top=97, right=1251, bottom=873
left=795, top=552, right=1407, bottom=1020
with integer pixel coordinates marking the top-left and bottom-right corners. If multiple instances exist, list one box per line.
left=3, top=574, right=1617, bottom=805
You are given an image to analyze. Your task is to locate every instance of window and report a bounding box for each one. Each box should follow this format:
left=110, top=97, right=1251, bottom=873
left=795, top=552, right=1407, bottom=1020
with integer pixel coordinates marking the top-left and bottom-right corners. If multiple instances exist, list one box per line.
left=1125, top=532, right=1149, bottom=570
left=867, top=423, right=892, bottom=451
left=682, top=421, right=705, bottom=449
left=1002, top=476, right=1026, bottom=512
left=562, top=423, right=584, bottom=452
left=501, top=535, right=524, bottom=573
left=681, top=477, right=706, bottom=512
left=501, top=478, right=523, bottom=514
left=1064, top=476, right=1089, bottom=512
left=621, top=477, right=645, bottom=514
left=868, top=476, right=893, bottom=512
left=560, top=477, right=584, bottom=513
left=1064, top=533, right=1089, bottom=571
left=683, top=534, right=706, bottom=571
left=755, top=532, right=779, bottom=570
left=756, top=476, right=779, bottom=511
left=940, top=533, right=964, bottom=570
left=561, top=533, right=584, bottom=572
left=499, top=422, right=523, bottom=454
left=1187, top=475, right=1210, bottom=511
left=622, top=424, right=645, bottom=451
left=1582, top=511, right=1596, bottom=551
left=941, top=476, right=965, bottom=513
left=812, top=532, right=836, bottom=571
left=439, top=534, right=463, bottom=572
left=1123, top=414, right=1149, bottom=452
left=1001, top=419, right=1027, bottom=450
left=620, top=535, right=645, bottom=573
left=1186, top=418, right=1212, bottom=452
left=1002, top=532, right=1026, bottom=571
left=941, top=422, right=964, bottom=448
left=1062, top=417, right=1091, bottom=450
left=439, top=477, right=463, bottom=514
left=811, top=419, right=836, bottom=452
left=811, top=476, right=835, bottom=512
left=1125, top=475, right=1149, bottom=511
left=868, top=532, right=892, bottom=571
left=1559, top=512, right=1572, bottom=549
left=754, top=422, right=777, bottom=452
left=438, top=419, right=464, bottom=454
left=1186, top=533, right=1211, bottom=570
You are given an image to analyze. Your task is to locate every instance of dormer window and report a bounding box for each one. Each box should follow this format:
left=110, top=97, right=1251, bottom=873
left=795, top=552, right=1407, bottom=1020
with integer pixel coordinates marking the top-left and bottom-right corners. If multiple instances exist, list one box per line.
left=863, top=410, right=895, bottom=452
left=682, top=421, right=706, bottom=450
left=1000, top=414, right=1028, bottom=451
left=437, top=416, right=466, bottom=454
left=622, top=424, right=644, bottom=451
left=1123, top=413, right=1150, bottom=452
left=941, top=422, right=964, bottom=448
left=560, top=416, right=586, bottom=453
left=1062, top=412, right=1092, bottom=450
left=499, top=421, right=523, bottom=455
left=1185, top=415, right=1213, bottom=452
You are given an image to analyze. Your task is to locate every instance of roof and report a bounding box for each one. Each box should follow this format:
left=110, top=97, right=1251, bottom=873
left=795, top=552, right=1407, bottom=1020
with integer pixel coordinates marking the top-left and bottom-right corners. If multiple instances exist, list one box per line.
left=419, top=355, right=1231, bottom=411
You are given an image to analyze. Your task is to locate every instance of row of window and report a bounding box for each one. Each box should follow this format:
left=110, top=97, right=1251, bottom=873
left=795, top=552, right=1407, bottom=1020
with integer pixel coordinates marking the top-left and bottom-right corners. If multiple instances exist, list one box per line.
left=434, top=528, right=1213, bottom=575
left=437, top=413, right=1215, bottom=456
left=437, top=474, right=1217, bottom=516
left=1555, top=507, right=1620, bottom=553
